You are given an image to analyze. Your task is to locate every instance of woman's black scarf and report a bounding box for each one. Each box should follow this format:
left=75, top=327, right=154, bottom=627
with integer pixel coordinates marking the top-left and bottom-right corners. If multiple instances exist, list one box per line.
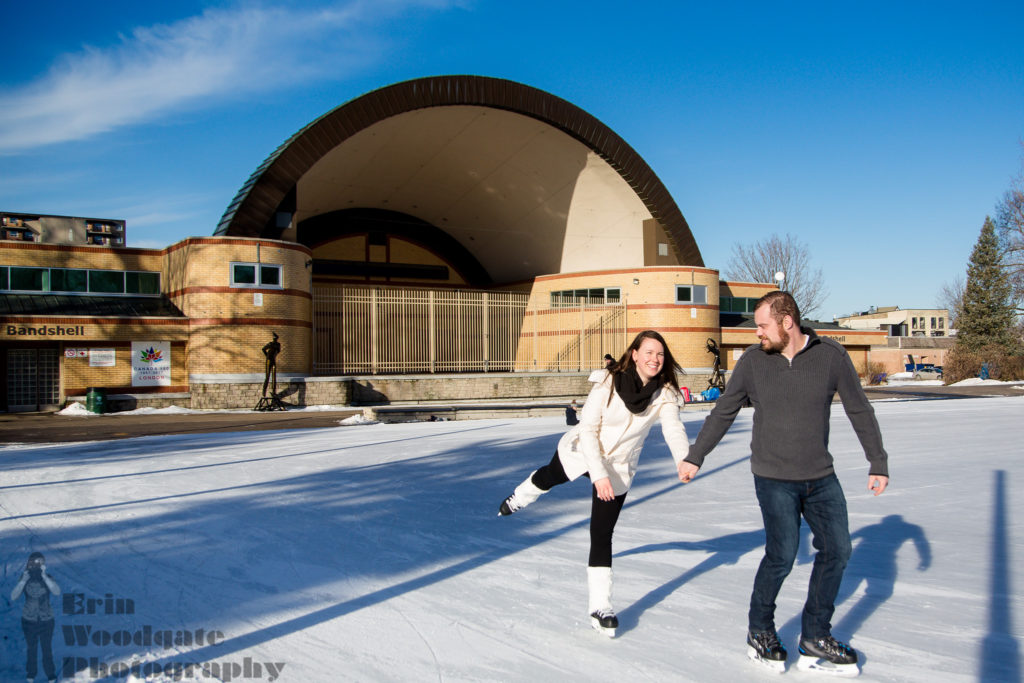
left=614, top=366, right=662, bottom=414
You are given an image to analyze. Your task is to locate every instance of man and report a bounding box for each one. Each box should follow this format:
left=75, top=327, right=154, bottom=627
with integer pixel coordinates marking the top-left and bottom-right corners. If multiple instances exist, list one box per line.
left=678, top=291, right=888, bottom=676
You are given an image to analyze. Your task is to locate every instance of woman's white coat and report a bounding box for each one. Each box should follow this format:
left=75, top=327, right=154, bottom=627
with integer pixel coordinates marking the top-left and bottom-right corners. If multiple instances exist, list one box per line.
left=557, top=370, right=690, bottom=496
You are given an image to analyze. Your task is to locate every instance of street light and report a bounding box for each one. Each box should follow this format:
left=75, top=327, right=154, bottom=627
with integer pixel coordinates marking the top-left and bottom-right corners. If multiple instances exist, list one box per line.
left=774, top=271, right=785, bottom=291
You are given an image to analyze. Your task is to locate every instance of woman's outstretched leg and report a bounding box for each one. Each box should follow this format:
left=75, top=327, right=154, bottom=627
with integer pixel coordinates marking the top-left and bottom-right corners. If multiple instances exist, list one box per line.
left=498, top=451, right=568, bottom=516
left=587, top=489, right=627, bottom=636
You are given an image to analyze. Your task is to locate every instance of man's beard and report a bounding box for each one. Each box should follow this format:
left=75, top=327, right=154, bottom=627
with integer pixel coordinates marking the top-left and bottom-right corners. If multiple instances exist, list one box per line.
left=760, top=328, right=790, bottom=354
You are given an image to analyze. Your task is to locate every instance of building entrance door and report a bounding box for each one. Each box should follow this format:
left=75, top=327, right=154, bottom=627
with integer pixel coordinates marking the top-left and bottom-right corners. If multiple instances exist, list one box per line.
left=6, top=347, right=60, bottom=412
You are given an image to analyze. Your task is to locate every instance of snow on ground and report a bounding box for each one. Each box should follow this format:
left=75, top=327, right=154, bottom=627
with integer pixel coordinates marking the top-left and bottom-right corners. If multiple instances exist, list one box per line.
left=2, top=396, right=1022, bottom=682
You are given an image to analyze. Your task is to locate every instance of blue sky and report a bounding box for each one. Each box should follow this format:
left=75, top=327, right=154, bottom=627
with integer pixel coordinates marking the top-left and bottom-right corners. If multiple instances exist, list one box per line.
left=2, top=1, right=1022, bottom=320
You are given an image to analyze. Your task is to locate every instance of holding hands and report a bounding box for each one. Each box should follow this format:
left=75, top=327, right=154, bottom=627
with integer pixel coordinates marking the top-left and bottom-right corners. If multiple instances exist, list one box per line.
left=677, top=460, right=699, bottom=483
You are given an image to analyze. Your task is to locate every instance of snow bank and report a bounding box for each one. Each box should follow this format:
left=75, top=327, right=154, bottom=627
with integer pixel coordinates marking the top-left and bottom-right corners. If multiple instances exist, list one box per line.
left=338, top=414, right=379, bottom=426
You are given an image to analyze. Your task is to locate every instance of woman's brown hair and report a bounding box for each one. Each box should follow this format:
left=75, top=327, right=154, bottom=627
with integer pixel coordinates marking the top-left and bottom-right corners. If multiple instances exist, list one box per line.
left=608, top=330, right=682, bottom=393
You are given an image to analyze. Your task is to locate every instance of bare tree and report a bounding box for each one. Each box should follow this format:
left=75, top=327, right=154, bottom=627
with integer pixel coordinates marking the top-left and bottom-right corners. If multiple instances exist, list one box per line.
left=724, top=233, right=829, bottom=319
left=937, top=275, right=965, bottom=328
left=994, top=148, right=1024, bottom=314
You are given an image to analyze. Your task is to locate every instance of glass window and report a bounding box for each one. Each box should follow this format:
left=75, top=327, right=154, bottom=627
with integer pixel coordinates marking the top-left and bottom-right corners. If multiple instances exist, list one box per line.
left=51, top=269, right=88, bottom=292
left=657, top=243, right=669, bottom=256
left=676, top=284, right=707, bottom=304
left=231, top=262, right=282, bottom=288
left=259, top=265, right=281, bottom=287
left=232, top=264, right=257, bottom=286
left=938, top=318, right=944, bottom=329
left=550, top=287, right=622, bottom=307
left=10, top=267, right=46, bottom=291
left=930, top=317, right=936, bottom=328
left=126, top=271, right=160, bottom=294
left=0, top=266, right=8, bottom=290
left=89, top=270, right=124, bottom=293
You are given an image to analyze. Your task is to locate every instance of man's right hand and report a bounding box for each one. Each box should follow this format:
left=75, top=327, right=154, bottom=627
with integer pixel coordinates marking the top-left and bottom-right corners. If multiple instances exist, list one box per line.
left=678, top=460, right=700, bottom=483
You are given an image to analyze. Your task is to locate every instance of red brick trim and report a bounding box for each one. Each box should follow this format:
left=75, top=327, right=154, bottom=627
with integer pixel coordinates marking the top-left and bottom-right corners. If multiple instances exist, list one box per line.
left=167, top=286, right=311, bottom=298
left=188, top=318, right=312, bottom=328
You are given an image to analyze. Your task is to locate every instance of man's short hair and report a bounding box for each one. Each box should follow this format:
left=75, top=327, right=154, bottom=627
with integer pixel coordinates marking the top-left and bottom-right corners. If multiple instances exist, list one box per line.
left=755, top=290, right=801, bottom=328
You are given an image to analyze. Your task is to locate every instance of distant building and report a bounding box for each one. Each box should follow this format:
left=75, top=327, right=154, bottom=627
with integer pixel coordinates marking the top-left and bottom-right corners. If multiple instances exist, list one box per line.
left=836, top=306, right=954, bottom=376
left=836, top=306, right=950, bottom=338
left=1, top=211, right=126, bottom=247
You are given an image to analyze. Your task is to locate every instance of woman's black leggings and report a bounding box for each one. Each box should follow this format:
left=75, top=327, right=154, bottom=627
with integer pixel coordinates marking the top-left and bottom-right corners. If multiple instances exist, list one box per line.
left=530, top=451, right=628, bottom=568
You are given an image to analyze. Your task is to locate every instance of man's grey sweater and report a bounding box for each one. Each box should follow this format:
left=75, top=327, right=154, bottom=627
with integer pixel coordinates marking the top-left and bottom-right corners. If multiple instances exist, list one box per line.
left=685, top=328, right=888, bottom=480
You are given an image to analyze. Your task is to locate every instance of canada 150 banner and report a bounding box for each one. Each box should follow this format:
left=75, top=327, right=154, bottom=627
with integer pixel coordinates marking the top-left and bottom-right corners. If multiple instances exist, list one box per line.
left=131, top=341, right=171, bottom=386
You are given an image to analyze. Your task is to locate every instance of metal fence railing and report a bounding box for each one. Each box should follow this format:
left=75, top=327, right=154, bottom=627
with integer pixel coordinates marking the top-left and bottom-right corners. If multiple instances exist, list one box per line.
left=312, top=285, right=626, bottom=375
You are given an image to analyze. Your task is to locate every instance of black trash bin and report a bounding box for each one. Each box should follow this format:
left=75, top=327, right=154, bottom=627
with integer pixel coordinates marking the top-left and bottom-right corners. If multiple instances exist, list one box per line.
left=85, top=387, right=106, bottom=414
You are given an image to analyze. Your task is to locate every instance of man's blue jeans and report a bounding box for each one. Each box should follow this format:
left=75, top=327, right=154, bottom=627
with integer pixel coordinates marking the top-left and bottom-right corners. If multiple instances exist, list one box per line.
left=749, top=474, right=852, bottom=640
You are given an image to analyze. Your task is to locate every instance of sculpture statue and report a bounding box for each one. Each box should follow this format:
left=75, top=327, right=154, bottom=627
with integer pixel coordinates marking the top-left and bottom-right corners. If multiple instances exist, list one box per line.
left=255, top=332, right=286, bottom=411
left=706, top=337, right=726, bottom=391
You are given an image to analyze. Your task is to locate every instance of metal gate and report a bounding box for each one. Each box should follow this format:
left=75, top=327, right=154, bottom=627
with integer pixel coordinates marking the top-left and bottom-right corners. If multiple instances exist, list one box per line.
left=312, top=286, right=626, bottom=375
left=7, top=348, right=60, bottom=411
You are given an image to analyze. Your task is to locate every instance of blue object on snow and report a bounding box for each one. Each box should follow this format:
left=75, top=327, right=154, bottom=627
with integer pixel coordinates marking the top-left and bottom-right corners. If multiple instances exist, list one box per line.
left=701, top=387, right=721, bottom=401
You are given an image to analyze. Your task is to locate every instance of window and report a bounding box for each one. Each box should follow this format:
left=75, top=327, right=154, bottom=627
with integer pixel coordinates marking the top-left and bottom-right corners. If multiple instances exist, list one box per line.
left=938, top=318, right=944, bottom=329
left=260, top=265, right=281, bottom=287
left=550, top=286, right=621, bottom=307
left=10, top=267, right=46, bottom=291
left=930, top=317, right=937, bottom=329
left=657, top=243, right=669, bottom=257
left=232, top=264, right=257, bottom=285
left=231, top=262, right=282, bottom=288
left=51, top=269, right=88, bottom=292
left=721, top=296, right=758, bottom=313
left=1, top=266, right=160, bottom=295
left=89, top=270, right=125, bottom=293
left=675, top=284, right=707, bottom=304
left=126, top=271, right=160, bottom=294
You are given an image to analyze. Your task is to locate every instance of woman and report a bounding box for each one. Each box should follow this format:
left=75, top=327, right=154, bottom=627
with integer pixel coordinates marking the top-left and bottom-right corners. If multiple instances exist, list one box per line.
left=11, top=552, right=61, bottom=683
left=498, top=330, right=690, bottom=637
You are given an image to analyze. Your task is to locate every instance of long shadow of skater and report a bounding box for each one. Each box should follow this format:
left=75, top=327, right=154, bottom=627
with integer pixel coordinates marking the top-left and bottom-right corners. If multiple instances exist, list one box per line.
left=778, top=515, right=931, bottom=648
left=614, top=530, right=766, bottom=634
left=980, top=469, right=1019, bottom=682
left=834, top=515, right=931, bottom=637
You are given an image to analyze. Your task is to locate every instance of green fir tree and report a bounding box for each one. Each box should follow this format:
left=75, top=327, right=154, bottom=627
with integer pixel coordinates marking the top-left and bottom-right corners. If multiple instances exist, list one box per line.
left=957, top=217, right=1019, bottom=353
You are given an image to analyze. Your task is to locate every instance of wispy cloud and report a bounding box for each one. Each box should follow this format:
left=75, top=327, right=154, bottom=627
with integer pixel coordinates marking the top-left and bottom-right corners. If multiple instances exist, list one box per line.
left=0, top=1, right=452, bottom=154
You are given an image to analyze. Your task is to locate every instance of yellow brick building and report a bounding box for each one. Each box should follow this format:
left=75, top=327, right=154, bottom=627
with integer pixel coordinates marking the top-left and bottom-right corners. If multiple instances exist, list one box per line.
left=1, top=76, right=885, bottom=411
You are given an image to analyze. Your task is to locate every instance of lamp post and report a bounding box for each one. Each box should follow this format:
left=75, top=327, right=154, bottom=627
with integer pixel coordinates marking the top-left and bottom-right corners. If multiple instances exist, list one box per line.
left=774, top=271, right=785, bottom=291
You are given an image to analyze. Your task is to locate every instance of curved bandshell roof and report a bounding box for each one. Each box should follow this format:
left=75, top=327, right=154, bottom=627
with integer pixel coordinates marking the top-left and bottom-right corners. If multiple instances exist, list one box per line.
left=216, top=75, right=702, bottom=281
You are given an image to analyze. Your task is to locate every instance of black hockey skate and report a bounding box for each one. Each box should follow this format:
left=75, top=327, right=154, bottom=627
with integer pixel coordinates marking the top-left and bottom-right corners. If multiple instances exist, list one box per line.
left=746, top=628, right=787, bottom=673
left=797, top=635, right=859, bottom=677
left=590, top=608, right=618, bottom=637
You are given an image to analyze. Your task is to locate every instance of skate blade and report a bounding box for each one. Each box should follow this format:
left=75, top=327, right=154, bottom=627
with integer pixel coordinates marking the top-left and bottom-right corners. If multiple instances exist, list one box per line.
left=590, top=617, right=616, bottom=638
left=747, top=645, right=785, bottom=673
left=797, top=654, right=859, bottom=677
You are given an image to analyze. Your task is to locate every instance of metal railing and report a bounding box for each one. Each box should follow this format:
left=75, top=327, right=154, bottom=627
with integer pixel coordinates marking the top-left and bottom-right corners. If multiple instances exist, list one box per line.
left=312, top=285, right=626, bottom=375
